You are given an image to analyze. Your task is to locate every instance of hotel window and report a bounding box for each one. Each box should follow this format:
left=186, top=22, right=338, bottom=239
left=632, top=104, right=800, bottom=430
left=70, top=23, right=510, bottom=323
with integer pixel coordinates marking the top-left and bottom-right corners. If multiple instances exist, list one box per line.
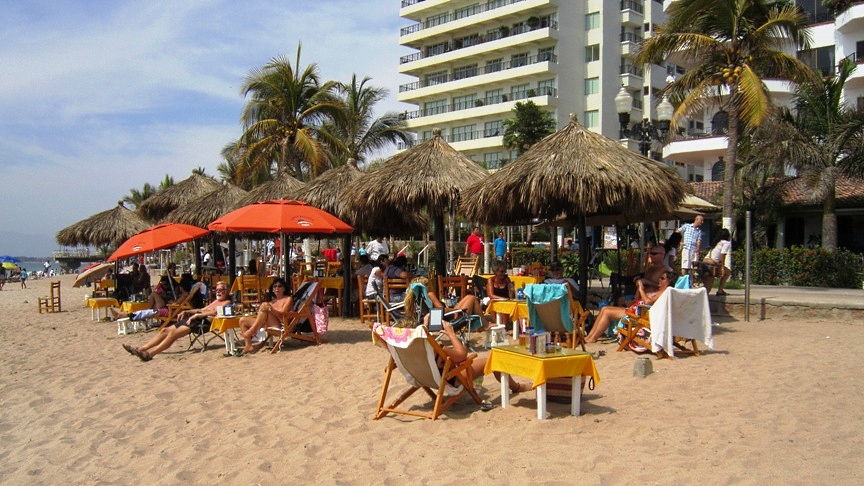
left=452, top=94, right=476, bottom=111
left=511, top=83, right=530, bottom=100
left=426, top=42, right=447, bottom=57
left=584, top=77, right=599, bottom=95
left=484, top=120, right=503, bottom=137
left=423, top=99, right=447, bottom=116
left=486, top=58, right=503, bottom=73
left=511, top=52, right=529, bottom=68
left=422, top=131, right=432, bottom=142
left=537, top=79, right=556, bottom=96
left=586, top=44, right=600, bottom=62
left=484, top=152, right=503, bottom=169
left=425, top=70, right=448, bottom=86
left=454, top=4, right=481, bottom=20
left=485, top=88, right=503, bottom=104
left=456, top=33, right=481, bottom=49
left=584, top=110, right=599, bottom=128
left=453, top=64, right=478, bottom=80
left=538, top=47, right=555, bottom=62
left=798, top=46, right=835, bottom=77
left=424, top=13, right=448, bottom=29
left=452, top=124, right=475, bottom=143
left=585, top=12, right=600, bottom=30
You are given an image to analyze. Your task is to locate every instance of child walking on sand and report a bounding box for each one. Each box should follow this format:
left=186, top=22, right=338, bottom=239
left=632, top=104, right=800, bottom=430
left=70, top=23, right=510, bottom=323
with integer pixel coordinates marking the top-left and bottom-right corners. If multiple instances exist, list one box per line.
left=20, top=268, right=27, bottom=289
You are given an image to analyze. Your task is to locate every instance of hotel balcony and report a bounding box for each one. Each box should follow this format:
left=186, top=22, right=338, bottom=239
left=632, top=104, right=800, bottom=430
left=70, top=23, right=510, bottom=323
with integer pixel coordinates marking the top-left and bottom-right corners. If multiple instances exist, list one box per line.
left=402, top=89, right=558, bottom=128
left=620, top=0, right=644, bottom=27
left=400, top=0, right=555, bottom=37
left=836, top=3, right=864, bottom=32
left=398, top=54, right=558, bottom=102
left=399, top=24, right=558, bottom=74
left=663, top=133, right=728, bottom=165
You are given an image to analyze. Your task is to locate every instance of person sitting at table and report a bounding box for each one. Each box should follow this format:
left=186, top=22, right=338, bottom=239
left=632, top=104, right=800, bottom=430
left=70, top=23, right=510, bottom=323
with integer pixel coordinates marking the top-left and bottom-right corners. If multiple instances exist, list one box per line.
left=585, top=270, right=678, bottom=343
left=384, top=254, right=413, bottom=302
left=238, top=277, right=293, bottom=354
left=392, top=316, right=530, bottom=394
left=405, top=277, right=493, bottom=330
left=364, top=254, right=389, bottom=299
left=544, top=260, right=579, bottom=294
left=133, top=264, right=151, bottom=297
left=486, top=262, right=514, bottom=324
left=121, top=281, right=231, bottom=362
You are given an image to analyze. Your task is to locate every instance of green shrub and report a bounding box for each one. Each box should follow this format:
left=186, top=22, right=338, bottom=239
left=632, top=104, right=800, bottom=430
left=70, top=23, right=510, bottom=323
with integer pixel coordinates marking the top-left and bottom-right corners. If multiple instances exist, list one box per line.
left=731, top=246, right=864, bottom=288
left=510, top=247, right=551, bottom=267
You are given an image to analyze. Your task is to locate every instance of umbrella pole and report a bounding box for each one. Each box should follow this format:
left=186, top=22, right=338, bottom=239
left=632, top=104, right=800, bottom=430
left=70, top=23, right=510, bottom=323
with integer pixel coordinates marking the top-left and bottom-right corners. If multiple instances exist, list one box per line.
left=578, top=214, right=588, bottom=307
left=228, top=236, right=237, bottom=287
left=281, top=233, right=287, bottom=278
left=434, top=213, right=446, bottom=279
left=194, top=241, right=202, bottom=279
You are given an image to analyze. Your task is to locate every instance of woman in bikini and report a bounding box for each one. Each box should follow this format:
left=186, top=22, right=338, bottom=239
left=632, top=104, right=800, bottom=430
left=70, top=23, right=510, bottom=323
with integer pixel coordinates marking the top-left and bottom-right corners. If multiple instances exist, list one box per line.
left=239, top=277, right=293, bottom=354
left=486, top=262, right=514, bottom=325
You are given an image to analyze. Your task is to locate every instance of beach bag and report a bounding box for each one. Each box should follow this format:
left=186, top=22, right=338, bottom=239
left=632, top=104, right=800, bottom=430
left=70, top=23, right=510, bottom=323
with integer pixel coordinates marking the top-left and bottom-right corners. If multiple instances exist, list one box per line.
left=312, top=302, right=329, bottom=336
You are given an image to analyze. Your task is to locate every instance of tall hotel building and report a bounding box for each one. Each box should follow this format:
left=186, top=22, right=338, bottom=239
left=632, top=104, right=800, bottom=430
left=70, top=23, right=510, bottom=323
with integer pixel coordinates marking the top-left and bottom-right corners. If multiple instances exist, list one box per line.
left=397, top=0, right=864, bottom=186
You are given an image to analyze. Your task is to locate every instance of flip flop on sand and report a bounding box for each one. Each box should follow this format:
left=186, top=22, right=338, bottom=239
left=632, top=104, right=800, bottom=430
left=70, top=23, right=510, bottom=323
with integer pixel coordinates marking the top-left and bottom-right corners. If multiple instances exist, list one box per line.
left=132, top=348, right=152, bottom=362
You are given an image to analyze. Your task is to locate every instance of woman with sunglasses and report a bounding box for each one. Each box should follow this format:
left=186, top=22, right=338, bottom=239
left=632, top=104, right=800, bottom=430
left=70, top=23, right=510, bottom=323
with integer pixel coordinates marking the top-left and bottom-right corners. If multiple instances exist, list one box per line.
left=585, top=270, right=678, bottom=343
left=239, top=277, right=293, bottom=354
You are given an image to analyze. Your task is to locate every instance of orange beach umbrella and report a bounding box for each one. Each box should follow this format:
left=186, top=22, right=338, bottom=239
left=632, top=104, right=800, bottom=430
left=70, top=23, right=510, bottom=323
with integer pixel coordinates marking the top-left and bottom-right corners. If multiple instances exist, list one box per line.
left=208, top=200, right=352, bottom=235
left=108, top=223, right=209, bottom=262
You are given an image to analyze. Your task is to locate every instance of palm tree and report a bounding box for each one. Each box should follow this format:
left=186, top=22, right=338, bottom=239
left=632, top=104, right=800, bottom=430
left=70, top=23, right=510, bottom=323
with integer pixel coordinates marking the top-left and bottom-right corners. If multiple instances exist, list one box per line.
left=237, top=43, right=342, bottom=180
left=217, top=140, right=274, bottom=190
left=636, top=0, right=816, bottom=231
left=123, top=182, right=158, bottom=209
left=502, top=100, right=556, bottom=157
left=766, top=58, right=864, bottom=249
left=158, top=174, right=174, bottom=191
left=319, top=74, right=411, bottom=168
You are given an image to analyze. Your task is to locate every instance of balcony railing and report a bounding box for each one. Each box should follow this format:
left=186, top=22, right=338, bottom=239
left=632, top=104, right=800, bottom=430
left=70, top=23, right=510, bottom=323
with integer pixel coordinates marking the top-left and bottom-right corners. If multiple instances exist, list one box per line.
left=621, top=31, right=642, bottom=43
left=400, top=20, right=559, bottom=64
left=620, top=63, right=644, bottom=76
left=398, top=87, right=558, bottom=119
left=400, top=54, right=557, bottom=92
left=400, top=0, right=527, bottom=36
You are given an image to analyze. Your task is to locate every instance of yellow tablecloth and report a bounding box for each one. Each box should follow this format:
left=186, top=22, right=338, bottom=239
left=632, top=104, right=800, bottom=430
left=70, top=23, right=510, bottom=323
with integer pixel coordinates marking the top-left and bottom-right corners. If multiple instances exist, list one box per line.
left=485, top=299, right=529, bottom=321
left=479, top=275, right=543, bottom=289
left=86, top=297, right=119, bottom=310
left=483, top=345, right=600, bottom=389
left=211, top=316, right=241, bottom=334
left=121, top=301, right=150, bottom=313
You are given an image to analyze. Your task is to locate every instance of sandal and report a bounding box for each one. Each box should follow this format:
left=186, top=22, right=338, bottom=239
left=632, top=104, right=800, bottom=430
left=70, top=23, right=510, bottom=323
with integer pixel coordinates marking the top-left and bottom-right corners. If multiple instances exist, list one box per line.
left=716, top=290, right=728, bottom=296
left=122, top=343, right=137, bottom=356
left=133, top=348, right=152, bottom=362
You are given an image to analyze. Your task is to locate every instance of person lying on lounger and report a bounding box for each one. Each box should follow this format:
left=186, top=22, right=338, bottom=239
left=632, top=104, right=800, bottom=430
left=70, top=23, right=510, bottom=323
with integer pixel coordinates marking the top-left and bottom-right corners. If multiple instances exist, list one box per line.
left=121, top=282, right=231, bottom=362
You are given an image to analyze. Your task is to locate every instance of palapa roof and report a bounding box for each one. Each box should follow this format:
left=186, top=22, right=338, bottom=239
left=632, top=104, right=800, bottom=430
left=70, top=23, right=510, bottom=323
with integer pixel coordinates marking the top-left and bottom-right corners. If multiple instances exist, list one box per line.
left=460, top=115, right=688, bottom=224
left=137, top=172, right=222, bottom=222
left=294, top=163, right=429, bottom=236
left=56, top=201, right=149, bottom=247
left=340, top=129, right=487, bottom=228
left=162, top=183, right=248, bottom=228
left=234, top=172, right=306, bottom=209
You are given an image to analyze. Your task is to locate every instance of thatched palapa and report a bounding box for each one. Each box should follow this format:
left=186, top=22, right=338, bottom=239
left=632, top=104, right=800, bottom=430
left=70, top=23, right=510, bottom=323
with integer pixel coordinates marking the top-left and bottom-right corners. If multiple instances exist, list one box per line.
left=56, top=201, right=149, bottom=247
left=163, top=183, right=247, bottom=228
left=234, top=172, right=305, bottom=209
left=138, top=172, right=222, bottom=223
left=341, top=129, right=487, bottom=277
left=460, top=114, right=688, bottom=303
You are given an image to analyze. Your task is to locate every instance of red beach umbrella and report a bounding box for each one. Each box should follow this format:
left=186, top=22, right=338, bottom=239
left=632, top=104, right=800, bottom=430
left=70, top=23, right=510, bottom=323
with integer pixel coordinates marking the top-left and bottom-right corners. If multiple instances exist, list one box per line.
left=208, top=200, right=352, bottom=235
left=108, top=223, right=209, bottom=262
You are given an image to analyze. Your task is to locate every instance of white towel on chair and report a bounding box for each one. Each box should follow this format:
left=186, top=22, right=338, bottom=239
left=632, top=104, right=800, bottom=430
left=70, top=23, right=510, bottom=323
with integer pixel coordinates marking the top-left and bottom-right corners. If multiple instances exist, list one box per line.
left=650, top=288, right=713, bottom=356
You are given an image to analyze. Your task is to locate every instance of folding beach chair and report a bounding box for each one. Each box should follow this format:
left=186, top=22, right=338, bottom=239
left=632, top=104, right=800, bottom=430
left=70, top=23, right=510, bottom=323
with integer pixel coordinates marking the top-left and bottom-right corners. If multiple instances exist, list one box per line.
left=267, top=281, right=324, bottom=353
left=156, top=282, right=202, bottom=330
left=524, top=283, right=586, bottom=350
left=372, top=323, right=482, bottom=420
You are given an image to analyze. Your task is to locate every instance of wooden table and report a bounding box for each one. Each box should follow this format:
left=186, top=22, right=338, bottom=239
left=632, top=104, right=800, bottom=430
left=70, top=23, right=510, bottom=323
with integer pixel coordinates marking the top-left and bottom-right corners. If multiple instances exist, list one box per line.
left=483, top=345, right=599, bottom=419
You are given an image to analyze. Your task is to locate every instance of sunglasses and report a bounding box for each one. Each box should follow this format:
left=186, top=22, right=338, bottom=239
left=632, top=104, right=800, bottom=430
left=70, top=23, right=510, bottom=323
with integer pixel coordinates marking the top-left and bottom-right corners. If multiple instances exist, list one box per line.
left=272, top=284, right=284, bottom=288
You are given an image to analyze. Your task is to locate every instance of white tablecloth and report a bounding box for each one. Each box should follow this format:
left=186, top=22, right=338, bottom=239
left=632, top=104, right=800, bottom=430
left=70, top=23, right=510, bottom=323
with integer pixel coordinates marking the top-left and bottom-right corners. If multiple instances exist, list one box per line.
left=649, top=287, right=713, bottom=357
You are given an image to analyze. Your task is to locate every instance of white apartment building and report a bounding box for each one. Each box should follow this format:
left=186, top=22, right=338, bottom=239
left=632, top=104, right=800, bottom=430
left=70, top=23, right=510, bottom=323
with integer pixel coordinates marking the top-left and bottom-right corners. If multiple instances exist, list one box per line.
left=397, top=0, right=864, bottom=182
left=397, top=0, right=671, bottom=169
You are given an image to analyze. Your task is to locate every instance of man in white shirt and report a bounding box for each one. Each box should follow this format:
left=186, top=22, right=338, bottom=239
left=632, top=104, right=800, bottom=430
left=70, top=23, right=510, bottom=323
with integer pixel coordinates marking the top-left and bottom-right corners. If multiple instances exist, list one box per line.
left=366, top=237, right=389, bottom=262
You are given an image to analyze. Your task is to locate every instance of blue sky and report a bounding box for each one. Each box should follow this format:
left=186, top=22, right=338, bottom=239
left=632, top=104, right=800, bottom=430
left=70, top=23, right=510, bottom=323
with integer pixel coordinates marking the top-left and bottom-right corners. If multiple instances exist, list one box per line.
left=0, top=0, right=411, bottom=257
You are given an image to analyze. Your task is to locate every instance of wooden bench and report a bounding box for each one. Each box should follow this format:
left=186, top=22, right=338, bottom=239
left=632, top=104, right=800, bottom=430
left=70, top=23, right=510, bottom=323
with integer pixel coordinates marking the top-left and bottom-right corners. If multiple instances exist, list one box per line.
left=38, top=281, right=62, bottom=313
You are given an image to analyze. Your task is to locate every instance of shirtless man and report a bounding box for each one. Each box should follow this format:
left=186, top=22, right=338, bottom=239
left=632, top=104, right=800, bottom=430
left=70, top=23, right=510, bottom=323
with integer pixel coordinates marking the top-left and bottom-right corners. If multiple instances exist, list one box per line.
left=637, top=245, right=668, bottom=294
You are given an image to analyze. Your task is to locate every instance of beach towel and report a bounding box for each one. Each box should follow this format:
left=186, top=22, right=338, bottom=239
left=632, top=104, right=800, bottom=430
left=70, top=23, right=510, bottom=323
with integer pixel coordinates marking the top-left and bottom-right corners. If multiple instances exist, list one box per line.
left=524, top=283, right=570, bottom=331
left=649, top=287, right=713, bottom=357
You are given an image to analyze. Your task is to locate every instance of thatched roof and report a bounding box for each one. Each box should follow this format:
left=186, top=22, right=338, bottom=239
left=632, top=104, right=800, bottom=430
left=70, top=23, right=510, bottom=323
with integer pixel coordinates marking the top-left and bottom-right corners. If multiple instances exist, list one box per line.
left=460, top=115, right=688, bottom=224
left=137, top=172, right=222, bottom=222
left=162, top=183, right=248, bottom=228
left=56, top=201, right=149, bottom=247
left=340, top=130, right=487, bottom=227
left=294, top=163, right=429, bottom=236
left=234, top=172, right=306, bottom=209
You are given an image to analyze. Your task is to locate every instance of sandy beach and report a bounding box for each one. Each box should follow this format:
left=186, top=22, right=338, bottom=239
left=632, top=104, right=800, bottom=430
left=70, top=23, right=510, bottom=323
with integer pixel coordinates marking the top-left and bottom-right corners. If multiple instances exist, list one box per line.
left=2, top=275, right=863, bottom=484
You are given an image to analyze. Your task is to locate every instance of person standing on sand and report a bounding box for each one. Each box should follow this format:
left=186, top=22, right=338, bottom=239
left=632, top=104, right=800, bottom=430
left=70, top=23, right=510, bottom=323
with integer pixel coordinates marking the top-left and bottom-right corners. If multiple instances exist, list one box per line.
left=20, top=268, right=27, bottom=289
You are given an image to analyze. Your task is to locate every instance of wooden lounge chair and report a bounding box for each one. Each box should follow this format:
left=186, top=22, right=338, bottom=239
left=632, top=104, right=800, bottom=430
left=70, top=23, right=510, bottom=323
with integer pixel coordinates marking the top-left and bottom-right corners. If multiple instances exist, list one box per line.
left=383, top=277, right=409, bottom=324
left=267, top=281, right=323, bottom=353
left=372, top=323, right=482, bottom=420
left=357, top=275, right=377, bottom=328
left=157, top=282, right=202, bottom=330
left=437, top=274, right=468, bottom=305
left=524, top=283, right=586, bottom=350
left=38, top=281, right=62, bottom=313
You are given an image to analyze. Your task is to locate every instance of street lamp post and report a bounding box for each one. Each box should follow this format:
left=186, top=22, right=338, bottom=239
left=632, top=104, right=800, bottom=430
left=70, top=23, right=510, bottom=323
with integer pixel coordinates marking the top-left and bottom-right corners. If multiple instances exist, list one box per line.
left=615, top=85, right=674, bottom=158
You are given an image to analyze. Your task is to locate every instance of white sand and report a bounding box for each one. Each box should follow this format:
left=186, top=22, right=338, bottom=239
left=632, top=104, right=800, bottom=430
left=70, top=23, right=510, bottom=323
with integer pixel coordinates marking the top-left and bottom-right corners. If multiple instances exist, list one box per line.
left=1, top=275, right=862, bottom=484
